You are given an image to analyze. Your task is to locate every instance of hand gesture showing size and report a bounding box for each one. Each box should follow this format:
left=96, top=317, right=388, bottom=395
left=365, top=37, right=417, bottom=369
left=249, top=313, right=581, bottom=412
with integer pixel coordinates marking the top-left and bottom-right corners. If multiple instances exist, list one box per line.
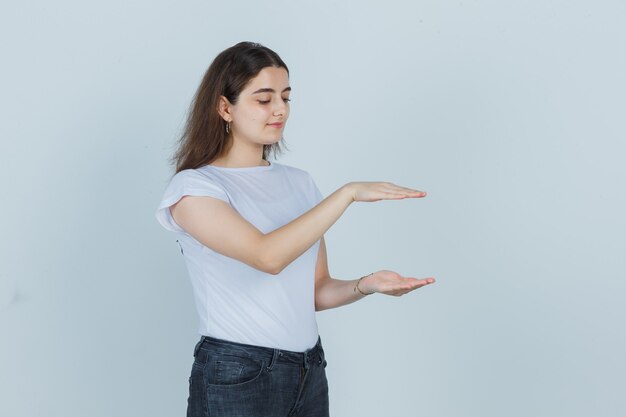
left=358, top=270, right=435, bottom=296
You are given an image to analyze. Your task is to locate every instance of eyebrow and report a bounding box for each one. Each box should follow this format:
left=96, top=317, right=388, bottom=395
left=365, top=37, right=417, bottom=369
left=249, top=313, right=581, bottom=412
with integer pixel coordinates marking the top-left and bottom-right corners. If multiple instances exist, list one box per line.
left=251, top=87, right=292, bottom=95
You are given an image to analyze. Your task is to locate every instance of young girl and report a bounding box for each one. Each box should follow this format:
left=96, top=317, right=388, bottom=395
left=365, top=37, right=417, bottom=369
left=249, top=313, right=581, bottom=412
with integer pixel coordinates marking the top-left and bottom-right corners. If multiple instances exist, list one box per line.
left=155, top=41, right=435, bottom=417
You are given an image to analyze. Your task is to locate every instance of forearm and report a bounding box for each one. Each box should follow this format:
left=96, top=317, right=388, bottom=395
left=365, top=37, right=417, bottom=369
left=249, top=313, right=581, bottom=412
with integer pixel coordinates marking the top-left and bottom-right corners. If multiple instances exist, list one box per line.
left=315, top=276, right=370, bottom=311
left=263, top=185, right=354, bottom=274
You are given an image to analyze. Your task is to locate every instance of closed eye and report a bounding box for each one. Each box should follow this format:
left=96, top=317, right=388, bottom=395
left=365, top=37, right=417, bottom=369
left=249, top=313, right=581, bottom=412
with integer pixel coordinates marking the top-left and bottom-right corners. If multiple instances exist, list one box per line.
left=258, top=98, right=291, bottom=104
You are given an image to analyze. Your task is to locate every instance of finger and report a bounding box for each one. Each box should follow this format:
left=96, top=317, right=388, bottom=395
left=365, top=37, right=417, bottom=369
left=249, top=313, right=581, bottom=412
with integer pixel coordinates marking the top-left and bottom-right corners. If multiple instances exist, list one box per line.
left=403, top=187, right=426, bottom=194
left=381, top=183, right=426, bottom=197
left=387, top=184, right=427, bottom=197
left=382, top=195, right=410, bottom=201
left=383, top=182, right=423, bottom=192
left=411, top=282, right=435, bottom=291
left=385, top=279, right=433, bottom=292
left=397, top=277, right=433, bottom=286
left=400, top=284, right=421, bottom=292
left=397, top=281, right=432, bottom=292
left=407, top=277, right=435, bottom=285
left=378, top=186, right=408, bottom=197
left=385, top=189, right=426, bottom=199
left=383, top=192, right=410, bottom=199
left=388, top=280, right=435, bottom=295
left=400, top=188, right=427, bottom=197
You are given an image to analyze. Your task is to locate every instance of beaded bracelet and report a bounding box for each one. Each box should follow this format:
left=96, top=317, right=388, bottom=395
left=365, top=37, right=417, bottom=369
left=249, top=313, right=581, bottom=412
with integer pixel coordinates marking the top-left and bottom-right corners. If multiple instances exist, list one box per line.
left=354, top=272, right=374, bottom=295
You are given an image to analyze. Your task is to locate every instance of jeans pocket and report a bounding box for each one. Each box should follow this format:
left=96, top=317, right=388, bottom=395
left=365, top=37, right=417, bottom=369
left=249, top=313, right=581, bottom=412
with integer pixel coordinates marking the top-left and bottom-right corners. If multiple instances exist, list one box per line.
left=205, top=354, right=265, bottom=387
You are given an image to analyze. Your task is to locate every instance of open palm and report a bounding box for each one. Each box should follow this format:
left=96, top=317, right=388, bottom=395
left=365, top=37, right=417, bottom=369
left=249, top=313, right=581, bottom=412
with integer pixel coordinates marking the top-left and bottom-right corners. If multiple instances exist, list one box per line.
left=361, top=270, right=435, bottom=296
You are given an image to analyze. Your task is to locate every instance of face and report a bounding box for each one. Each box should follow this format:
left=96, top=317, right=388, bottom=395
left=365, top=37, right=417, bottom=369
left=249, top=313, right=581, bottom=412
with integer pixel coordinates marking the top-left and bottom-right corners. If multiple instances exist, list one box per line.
left=221, top=66, right=291, bottom=146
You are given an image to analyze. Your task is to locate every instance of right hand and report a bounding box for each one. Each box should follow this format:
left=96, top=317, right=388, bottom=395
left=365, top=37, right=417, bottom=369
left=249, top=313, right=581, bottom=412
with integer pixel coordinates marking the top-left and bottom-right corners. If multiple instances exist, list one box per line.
left=345, top=181, right=427, bottom=202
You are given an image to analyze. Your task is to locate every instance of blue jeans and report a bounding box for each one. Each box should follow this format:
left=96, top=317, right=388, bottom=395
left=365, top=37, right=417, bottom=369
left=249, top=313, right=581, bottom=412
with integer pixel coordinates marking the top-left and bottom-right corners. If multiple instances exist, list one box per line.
left=187, top=335, right=330, bottom=417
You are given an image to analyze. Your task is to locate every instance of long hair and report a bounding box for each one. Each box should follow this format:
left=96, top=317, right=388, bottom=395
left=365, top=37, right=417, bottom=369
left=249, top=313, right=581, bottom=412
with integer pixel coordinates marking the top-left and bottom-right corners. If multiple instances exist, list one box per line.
left=171, top=41, right=290, bottom=173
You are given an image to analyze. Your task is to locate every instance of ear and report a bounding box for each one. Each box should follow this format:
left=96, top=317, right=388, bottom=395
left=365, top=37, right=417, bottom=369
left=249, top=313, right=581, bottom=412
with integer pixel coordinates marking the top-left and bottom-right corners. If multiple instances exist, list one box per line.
left=217, top=96, right=233, bottom=122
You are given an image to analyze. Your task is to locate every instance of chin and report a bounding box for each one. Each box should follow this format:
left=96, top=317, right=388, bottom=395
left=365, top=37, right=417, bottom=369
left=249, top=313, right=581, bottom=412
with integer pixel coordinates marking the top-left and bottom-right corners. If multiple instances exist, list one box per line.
left=265, top=135, right=284, bottom=144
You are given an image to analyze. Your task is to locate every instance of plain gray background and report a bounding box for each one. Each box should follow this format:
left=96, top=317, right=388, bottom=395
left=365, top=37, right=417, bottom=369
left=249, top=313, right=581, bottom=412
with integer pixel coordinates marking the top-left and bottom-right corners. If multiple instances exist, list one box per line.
left=1, top=1, right=624, bottom=416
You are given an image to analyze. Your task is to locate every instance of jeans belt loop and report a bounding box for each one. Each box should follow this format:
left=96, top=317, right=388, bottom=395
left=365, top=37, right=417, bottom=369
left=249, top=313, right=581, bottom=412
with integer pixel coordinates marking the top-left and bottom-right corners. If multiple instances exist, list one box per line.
left=267, top=349, right=279, bottom=372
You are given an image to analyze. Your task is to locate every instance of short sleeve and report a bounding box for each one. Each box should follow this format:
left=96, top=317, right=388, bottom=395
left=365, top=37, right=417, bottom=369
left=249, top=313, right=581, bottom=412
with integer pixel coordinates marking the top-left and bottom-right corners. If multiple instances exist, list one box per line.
left=155, top=169, right=230, bottom=233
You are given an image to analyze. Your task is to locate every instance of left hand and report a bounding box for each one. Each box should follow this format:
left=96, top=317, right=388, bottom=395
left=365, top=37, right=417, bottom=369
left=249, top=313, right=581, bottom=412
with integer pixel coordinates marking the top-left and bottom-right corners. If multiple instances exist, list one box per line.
left=359, top=270, right=435, bottom=296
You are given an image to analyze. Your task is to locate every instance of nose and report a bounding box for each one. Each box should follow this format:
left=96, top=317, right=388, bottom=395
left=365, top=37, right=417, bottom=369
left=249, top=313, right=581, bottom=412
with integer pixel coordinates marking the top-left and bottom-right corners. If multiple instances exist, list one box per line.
left=273, top=99, right=287, bottom=117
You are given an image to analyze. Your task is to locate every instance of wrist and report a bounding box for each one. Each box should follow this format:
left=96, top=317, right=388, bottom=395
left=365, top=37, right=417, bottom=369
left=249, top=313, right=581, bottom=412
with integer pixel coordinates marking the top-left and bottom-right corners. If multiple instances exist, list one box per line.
left=341, top=183, right=356, bottom=203
left=354, top=272, right=374, bottom=296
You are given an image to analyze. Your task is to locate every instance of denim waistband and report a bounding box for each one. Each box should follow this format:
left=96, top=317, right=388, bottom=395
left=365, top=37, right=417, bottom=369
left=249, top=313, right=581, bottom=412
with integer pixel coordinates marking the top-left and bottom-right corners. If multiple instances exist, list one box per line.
left=194, top=335, right=324, bottom=369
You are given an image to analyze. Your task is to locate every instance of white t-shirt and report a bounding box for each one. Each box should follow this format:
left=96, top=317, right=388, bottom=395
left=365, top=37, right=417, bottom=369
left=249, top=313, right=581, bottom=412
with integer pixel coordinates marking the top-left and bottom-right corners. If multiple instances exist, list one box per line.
left=155, top=161, right=324, bottom=352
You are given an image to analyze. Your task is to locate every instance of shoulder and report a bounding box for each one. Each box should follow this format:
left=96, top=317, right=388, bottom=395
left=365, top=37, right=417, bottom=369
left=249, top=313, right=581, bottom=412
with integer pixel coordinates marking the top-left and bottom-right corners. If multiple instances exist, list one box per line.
left=162, top=167, right=228, bottom=202
left=169, top=167, right=221, bottom=186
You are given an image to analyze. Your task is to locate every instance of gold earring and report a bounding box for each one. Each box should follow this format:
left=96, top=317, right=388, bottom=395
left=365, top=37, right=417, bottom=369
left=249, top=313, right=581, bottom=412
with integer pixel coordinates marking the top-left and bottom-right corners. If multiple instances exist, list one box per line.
left=225, top=121, right=230, bottom=134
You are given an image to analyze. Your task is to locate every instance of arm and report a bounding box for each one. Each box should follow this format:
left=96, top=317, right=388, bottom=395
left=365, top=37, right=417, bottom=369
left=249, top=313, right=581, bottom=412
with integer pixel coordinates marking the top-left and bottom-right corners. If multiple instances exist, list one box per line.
left=314, top=236, right=437, bottom=311
left=171, top=185, right=354, bottom=275
left=314, top=236, right=369, bottom=311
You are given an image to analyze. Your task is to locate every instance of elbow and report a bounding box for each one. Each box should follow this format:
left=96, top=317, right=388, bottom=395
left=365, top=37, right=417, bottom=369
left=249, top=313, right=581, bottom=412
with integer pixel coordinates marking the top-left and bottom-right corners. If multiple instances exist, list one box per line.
left=257, top=255, right=283, bottom=276
left=314, top=289, right=328, bottom=311
left=266, top=263, right=283, bottom=276
left=255, top=238, right=283, bottom=275
left=315, top=299, right=330, bottom=312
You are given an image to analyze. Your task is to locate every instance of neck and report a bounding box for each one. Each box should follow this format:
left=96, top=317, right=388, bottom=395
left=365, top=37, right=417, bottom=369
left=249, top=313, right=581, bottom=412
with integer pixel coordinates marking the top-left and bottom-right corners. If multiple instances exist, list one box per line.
left=211, top=135, right=270, bottom=168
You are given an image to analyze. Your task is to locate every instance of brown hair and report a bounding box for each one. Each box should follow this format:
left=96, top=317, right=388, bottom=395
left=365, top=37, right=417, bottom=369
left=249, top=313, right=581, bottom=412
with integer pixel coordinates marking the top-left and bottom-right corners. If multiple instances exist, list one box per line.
left=171, top=41, right=290, bottom=173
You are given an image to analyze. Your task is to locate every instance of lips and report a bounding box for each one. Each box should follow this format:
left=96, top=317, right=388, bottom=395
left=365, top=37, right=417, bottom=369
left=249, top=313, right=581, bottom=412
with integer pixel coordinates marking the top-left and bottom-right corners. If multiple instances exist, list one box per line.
left=268, top=123, right=284, bottom=128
